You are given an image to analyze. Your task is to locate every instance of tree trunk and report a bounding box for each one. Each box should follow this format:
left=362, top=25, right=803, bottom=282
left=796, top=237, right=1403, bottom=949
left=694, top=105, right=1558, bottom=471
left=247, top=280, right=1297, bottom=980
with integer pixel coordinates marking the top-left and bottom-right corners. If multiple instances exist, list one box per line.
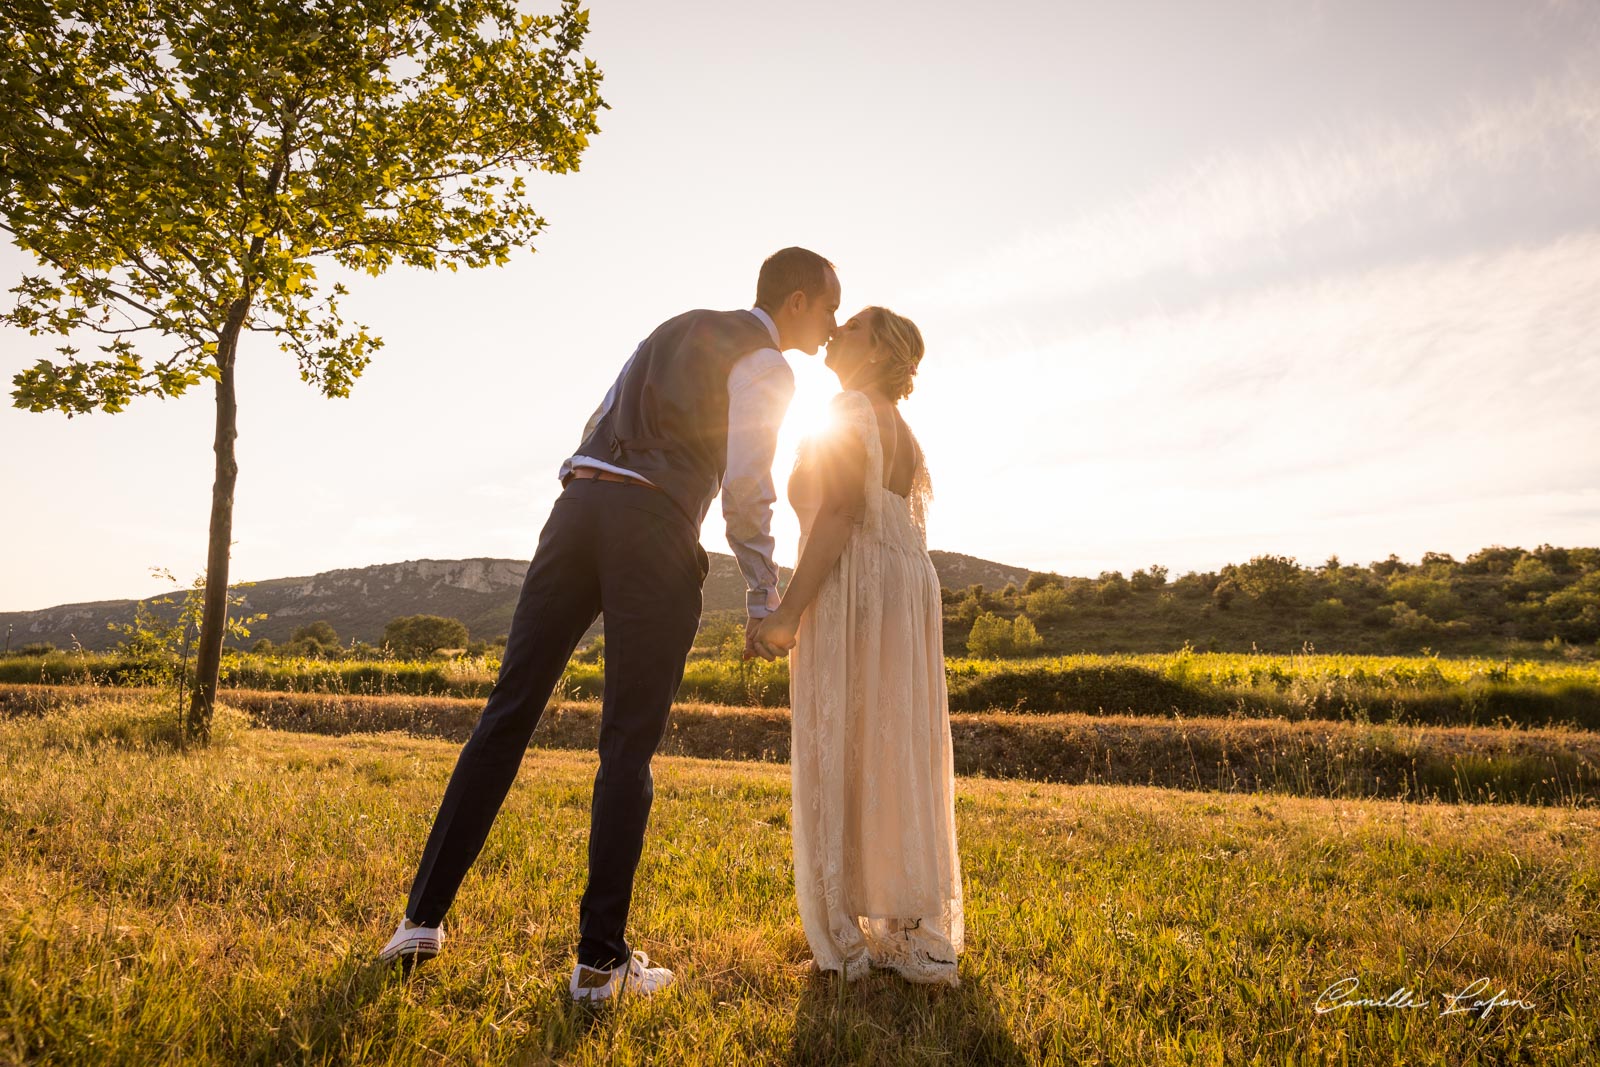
left=185, top=297, right=250, bottom=743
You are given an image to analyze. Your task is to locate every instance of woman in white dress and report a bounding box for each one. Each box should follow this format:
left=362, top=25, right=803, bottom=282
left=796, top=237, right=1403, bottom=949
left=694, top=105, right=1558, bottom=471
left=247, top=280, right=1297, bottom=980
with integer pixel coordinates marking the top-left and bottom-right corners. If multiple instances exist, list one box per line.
left=753, top=307, right=964, bottom=987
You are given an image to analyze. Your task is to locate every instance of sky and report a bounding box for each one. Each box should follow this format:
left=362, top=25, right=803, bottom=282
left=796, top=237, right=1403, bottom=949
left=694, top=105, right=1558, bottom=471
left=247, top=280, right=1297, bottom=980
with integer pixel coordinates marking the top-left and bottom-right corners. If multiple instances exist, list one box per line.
left=3, top=0, right=1600, bottom=611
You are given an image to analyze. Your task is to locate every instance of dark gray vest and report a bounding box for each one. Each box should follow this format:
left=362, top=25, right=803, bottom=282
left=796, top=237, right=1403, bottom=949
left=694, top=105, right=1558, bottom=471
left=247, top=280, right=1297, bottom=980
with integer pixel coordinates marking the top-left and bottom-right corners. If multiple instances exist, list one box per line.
left=574, top=309, right=777, bottom=529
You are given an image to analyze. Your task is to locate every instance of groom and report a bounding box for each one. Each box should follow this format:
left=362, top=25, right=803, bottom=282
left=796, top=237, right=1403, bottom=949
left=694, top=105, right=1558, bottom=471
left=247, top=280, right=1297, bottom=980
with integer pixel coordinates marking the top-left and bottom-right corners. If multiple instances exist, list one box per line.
left=380, top=247, right=840, bottom=1001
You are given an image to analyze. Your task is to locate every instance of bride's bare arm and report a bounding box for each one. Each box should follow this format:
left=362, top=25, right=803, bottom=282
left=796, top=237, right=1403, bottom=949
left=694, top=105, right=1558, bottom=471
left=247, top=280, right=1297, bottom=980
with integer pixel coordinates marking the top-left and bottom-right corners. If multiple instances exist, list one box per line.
left=753, top=512, right=853, bottom=656
left=752, top=428, right=866, bottom=656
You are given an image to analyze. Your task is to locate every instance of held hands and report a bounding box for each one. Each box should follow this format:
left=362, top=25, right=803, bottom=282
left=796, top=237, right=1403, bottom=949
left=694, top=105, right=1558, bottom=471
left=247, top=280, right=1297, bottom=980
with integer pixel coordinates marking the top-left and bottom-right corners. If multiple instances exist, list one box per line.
left=747, top=609, right=798, bottom=661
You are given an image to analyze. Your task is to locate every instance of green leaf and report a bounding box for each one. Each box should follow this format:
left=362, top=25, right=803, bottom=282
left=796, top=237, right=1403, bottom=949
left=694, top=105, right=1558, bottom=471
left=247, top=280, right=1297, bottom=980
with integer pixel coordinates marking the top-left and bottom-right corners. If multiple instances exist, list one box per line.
left=4, top=0, right=604, bottom=420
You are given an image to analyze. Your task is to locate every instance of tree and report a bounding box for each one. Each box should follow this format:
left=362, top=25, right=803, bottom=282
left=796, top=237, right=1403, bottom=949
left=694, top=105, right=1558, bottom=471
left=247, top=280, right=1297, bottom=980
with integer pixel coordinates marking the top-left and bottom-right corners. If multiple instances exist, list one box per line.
left=1543, top=572, right=1600, bottom=643
left=1095, top=570, right=1130, bottom=605
left=1024, top=583, right=1069, bottom=622
left=1129, top=564, right=1167, bottom=592
left=965, top=612, right=1011, bottom=657
left=1508, top=557, right=1561, bottom=599
left=1309, top=597, right=1347, bottom=627
left=291, top=620, right=339, bottom=647
left=951, top=589, right=984, bottom=628
left=384, top=614, right=469, bottom=659
left=1386, top=575, right=1461, bottom=621
left=1023, top=571, right=1063, bottom=594
left=1533, top=544, right=1573, bottom=574
left=1419, top=551, right=1458, bottom=573
left=1370, top=553, right=1411, bottom=578
left=1212, top=579, right=1237, bottom=611
left=1462, top=545, right=1524, bottom=576
left=1171, top=570, right=1216, bottom=598
left=284, top=619, right=340, bottom=657
left=1230, top=555, right=1303, bottom=606
left=1009, top=613, right=1043, bottom=654
left=965, top=612, right=1043, bottom=657
left=3, top=0, right=604, bottom=741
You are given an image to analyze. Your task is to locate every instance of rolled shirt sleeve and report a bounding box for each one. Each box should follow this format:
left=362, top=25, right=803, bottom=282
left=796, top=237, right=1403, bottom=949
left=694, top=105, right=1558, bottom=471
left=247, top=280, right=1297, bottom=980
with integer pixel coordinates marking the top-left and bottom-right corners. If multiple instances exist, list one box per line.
left=722, top=347, right=795, bottom=618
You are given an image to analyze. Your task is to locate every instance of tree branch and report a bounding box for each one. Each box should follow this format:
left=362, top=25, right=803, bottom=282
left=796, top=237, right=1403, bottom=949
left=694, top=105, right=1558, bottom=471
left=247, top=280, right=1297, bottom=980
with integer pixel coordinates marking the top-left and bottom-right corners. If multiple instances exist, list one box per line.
left=87, top=322, right=166, bottom=335
left=1, top=221, right=179, bottom=326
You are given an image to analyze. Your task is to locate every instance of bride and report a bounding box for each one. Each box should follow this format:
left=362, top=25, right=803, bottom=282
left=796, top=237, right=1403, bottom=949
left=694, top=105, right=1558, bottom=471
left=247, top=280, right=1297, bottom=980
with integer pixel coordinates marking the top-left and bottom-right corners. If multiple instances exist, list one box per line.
left=753, top=306, right=963, bottom=986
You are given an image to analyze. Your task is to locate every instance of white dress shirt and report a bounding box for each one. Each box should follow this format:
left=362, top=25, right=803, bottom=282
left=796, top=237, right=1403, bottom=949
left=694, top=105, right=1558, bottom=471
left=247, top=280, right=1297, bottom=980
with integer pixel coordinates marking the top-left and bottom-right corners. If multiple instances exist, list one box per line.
left=560, top=307, right=794, bottom=618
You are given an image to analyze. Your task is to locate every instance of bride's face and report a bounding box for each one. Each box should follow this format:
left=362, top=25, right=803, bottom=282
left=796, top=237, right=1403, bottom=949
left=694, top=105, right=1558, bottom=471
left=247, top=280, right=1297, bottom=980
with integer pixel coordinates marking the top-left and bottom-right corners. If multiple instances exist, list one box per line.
left=823, top=311, right=881, bottom=390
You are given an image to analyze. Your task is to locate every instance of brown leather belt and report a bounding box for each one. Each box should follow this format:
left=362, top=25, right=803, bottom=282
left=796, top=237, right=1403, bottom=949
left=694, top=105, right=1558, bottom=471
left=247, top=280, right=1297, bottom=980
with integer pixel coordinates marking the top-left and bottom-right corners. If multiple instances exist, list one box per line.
left=564, top=466, right=660, bottom=492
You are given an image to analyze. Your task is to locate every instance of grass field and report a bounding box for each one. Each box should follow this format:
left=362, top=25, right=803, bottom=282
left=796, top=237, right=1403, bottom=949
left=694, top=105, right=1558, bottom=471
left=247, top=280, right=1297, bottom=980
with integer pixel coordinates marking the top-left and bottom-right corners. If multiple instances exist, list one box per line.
left=0, top=696, right=1594, bottom=1065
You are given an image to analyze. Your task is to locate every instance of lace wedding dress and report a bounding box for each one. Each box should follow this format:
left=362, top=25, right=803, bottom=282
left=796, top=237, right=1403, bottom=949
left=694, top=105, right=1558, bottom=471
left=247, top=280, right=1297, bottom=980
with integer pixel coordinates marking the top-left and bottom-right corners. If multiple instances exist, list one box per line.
left=787, top=390, right=964, bottom=986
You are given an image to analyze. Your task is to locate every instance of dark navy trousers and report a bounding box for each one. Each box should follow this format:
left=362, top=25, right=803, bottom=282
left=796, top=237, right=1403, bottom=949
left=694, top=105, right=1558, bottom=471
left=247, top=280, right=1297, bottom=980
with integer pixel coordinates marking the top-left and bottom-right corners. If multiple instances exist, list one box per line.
left=405, top=477, right=708, bottom=969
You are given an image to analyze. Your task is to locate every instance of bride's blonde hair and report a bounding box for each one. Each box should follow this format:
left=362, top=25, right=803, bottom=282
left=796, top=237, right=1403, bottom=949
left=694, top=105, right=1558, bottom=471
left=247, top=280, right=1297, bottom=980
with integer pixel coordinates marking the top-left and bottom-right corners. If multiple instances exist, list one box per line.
left=866, top=307, right=924, bottom=402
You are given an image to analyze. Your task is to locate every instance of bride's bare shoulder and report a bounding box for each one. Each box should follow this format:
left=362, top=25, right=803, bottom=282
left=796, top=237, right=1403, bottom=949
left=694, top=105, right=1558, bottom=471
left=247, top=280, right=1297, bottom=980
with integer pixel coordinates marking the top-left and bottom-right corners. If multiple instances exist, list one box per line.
left=827, top=389, right=874, bottom=413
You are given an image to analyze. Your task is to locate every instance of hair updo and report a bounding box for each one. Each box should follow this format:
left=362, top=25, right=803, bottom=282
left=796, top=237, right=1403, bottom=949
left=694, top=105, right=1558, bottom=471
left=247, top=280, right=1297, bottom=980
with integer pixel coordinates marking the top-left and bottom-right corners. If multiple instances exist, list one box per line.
left=865, top=306, right=924, bottom=402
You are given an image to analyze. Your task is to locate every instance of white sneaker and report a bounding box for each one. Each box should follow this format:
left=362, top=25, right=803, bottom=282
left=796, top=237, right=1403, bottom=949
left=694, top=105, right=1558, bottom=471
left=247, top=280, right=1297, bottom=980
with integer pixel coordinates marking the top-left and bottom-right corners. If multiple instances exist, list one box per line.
left=569, top=950, right=675, bottom=1002
left=378, top=918, right=443, bottom=967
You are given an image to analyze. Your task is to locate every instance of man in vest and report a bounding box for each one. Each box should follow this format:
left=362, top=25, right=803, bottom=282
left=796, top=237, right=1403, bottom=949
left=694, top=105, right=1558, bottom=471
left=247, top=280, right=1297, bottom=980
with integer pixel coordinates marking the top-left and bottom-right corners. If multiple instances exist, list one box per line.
left=380, top=247, right=840, bottom=1002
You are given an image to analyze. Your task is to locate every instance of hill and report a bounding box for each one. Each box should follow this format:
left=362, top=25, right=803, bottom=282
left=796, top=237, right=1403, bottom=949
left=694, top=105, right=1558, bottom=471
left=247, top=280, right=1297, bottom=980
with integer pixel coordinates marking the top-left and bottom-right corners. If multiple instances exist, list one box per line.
left=926, top=550, right=1030, bottom=592
left=6, top=544, right=1596, bottom=660
left=0, top=550, right=1026, bottom=652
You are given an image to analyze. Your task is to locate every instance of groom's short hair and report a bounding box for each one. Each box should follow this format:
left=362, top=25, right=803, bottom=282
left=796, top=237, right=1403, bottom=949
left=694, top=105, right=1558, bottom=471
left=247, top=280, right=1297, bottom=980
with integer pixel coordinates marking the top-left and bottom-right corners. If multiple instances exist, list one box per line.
left=754, top=247, right=836, bottom=313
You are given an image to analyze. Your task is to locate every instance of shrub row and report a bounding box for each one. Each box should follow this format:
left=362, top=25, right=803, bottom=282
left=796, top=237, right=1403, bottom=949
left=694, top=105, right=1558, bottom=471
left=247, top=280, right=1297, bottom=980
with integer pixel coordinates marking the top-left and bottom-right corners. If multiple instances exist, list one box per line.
left=5, top=685, right=1594, bottom=805
left=5, top=651, right=1597, bottom=730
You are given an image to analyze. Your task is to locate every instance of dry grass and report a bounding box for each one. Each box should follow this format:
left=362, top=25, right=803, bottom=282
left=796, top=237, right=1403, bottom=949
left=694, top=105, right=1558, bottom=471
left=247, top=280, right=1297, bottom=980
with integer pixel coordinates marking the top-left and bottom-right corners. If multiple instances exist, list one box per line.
left=0, top=695, right=1595, bottom=1064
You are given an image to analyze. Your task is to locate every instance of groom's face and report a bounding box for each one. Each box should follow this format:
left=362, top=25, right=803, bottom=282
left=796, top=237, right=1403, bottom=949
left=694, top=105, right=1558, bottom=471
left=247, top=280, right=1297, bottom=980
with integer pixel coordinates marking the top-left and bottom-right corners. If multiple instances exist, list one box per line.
left=793, top=268, right=841, bottom=355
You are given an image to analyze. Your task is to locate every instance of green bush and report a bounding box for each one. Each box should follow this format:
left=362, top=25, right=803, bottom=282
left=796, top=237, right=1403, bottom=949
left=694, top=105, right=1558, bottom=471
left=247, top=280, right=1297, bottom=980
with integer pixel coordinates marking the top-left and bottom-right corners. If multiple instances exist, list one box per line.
left=1171, top=572, right=1216, bottom=599
left=967, top=612, right=1013, bottom=657
left=1390, top=605, right=1437, bottom=633
left=278, top=621, right=341, bottom=658
left=1011, top=614, right=1043, bottom=654
left=1096, top=571, right=1130, bottom=606
left=1129, top=565, right=1168, bottom=592
left=952, top=592, right=984, bottom=628
left=1542, top=572, right=1600, bottom=643
left=1023, top=572, right=1063, bottom=594
left=966, top=612, right=1042, bottom=657
left=1025, top=584, right=1070, bottom=622
left=383, top=615, right=469, bottom=659
left=1230, top=555, right=1303, bottom=605
left=1382, top=576, right=1461, bottom=621
left=1509, top=557, right=1561, bottom=598
left=1212, top=581, right=1236, bottom=611
left=1309, top=598, right=1347, bottom=627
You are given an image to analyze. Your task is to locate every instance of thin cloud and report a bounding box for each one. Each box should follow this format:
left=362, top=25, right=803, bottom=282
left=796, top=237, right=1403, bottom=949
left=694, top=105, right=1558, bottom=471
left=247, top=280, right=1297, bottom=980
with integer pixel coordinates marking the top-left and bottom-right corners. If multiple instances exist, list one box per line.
left=916, top=51, right=1600, bottom=315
